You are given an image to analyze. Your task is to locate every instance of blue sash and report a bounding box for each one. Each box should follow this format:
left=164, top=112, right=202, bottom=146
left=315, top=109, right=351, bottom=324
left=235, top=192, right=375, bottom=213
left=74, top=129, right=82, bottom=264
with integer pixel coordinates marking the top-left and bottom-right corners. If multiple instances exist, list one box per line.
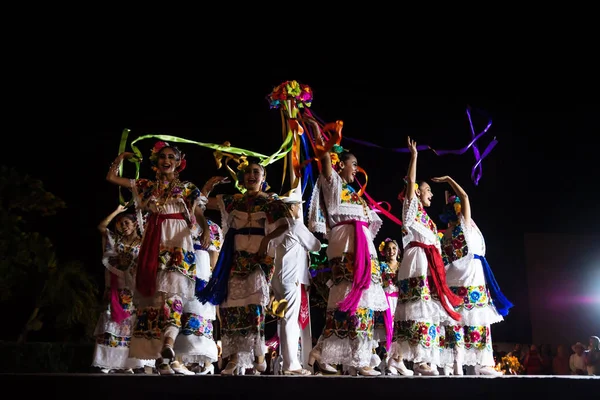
left=197, top=227, right=265, bottom=305
left=474, top=254, right=514, bottom=316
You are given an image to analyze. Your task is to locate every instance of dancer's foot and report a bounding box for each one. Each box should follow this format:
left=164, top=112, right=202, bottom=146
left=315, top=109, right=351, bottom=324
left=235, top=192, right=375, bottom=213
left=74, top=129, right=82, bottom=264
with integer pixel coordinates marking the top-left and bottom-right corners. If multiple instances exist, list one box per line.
left=308, top=348, right=337, bottom=374
left=414, top=363, right=439, bottom=376
left=389, top=358, right=414, bottom=376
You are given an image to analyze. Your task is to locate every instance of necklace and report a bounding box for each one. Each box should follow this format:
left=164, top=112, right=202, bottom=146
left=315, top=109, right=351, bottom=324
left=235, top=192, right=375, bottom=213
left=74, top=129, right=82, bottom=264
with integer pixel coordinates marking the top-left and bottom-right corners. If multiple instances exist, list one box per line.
left=246, top=192, right=261, bottom=224
left=111, top=235, right=140, bottom=270
left=387, top=260, right=399, bottom=274
left=154, top=178, right=182, bottom=210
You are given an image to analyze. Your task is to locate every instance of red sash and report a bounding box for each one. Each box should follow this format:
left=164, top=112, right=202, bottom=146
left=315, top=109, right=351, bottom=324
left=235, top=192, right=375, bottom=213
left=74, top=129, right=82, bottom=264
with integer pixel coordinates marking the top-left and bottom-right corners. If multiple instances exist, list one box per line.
left=408, top=241, right=463, bottom=322
left=136, top=213, right=185, bottom=297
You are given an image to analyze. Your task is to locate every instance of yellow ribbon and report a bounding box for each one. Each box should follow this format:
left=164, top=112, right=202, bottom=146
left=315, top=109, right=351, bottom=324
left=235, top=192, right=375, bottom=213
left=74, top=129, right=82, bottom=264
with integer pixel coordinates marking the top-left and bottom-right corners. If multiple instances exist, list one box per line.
left=267, top=298, right=288, bottom=318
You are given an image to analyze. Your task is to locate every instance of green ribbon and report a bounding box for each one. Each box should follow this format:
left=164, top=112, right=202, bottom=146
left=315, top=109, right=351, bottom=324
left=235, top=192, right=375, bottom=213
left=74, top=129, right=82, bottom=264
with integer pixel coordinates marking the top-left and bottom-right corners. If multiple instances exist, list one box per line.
left=119, top=130, right=294, bottom=195
left=117, top=129, right=138, bottom=206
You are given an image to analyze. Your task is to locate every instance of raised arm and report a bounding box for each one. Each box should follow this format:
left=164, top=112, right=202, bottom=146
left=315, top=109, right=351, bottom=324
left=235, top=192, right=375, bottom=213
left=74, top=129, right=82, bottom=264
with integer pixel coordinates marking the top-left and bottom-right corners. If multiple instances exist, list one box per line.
left=106, top=152, right=138, bottom=188
left=97, top=204, right=127, bottom=252
left=97, top=204, right=127, bottom=234
left=431, top=176, right=471, bottom=224
left=405, top=136, right=418, bottom=201
left=201, top=176, right=230, bottom=210
left=307, top=118, right=333, bottom=180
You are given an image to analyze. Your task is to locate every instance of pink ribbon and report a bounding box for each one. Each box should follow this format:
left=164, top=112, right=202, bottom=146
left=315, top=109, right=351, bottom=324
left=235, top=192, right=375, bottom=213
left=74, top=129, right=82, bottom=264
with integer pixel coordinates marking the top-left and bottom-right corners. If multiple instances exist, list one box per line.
left=110, top=273, right=129, bottom=324
left=334, top=220, right=371, bottom=315
left=383, top=292, right=398, bottom=351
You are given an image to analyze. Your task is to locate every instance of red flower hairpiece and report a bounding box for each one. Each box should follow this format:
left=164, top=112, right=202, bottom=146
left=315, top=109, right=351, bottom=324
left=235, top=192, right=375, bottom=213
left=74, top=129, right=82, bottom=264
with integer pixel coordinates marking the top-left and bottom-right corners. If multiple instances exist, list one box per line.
left=176, top=156, right=187, bottom=173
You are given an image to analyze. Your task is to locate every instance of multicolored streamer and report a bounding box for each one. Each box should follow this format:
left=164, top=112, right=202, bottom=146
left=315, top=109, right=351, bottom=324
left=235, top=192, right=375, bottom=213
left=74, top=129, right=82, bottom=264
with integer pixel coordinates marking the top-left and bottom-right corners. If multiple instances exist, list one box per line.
left=297, top=106, right=497, bottom=230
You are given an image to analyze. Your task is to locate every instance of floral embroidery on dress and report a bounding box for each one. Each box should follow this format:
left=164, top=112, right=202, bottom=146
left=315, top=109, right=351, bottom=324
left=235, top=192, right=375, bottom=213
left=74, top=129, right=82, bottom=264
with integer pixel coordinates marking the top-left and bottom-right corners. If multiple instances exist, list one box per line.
left=180, top=313, right=214, bottom=339
left=340, top=183, right=364, bottom=206
left=97, top=332, right=131, bottom=348
left=165, top=297, right=183, bottom=328
left=323, top=307, right=375, bottom=341
left=379, top=262, right=397, bottom=290
left=96, top=288, right=136, bottom=348
left=133, top=306, right=164, bottom=340
left=230, top=251, right=275, bottom=282
left=220, top=305, right=265, bottom=338
left=415, top=202, right=437, bottom=235
left=135, top=179, right=200, bottom=206
left=330, top=252, right=382, bottom=285
left=441, top=224, right=468, bottom=265
left=398, top=275, right=441, bottom=303
left=440, top=324, right=492, bottom=351
left=158, top=246, right=196, bottom=281
left=464, top=325, right=491, bottom=351
left=207, top=220, right=222, bottom=250
left=222, top=193, right=290, bottom=223
left=393, top=320, right=440, bottom=349
left=451, top=285, right=491, bottom=310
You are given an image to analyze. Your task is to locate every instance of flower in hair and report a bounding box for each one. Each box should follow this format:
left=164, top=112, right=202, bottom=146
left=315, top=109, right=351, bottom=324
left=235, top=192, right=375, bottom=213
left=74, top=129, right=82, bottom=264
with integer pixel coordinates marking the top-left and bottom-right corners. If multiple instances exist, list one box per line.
left=149, top=141, right=186, bottom=173
left=150, top=141, right=169, bottom=163
left=331, top=144, right=344, bottom=154
left=177, top=156, right=187, bottom=172
left=330, top=152, right=340, bottom=165
left=378, top=238, right=394, bottom=257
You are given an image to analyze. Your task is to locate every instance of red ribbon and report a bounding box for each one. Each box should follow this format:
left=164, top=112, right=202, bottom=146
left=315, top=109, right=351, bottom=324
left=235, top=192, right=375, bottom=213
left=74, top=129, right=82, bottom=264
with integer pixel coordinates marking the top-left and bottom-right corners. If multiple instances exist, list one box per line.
left=408, top=241, right=463, bottom=322
left=136, top=213, right=185, bottom=297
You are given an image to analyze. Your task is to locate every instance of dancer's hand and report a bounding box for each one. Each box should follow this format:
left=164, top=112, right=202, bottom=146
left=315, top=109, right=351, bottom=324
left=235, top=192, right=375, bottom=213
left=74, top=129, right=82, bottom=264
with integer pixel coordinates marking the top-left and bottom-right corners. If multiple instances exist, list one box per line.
left=431, top=176, right=451, bottom=183
left=114, top=204, right=128, bottom=213
left=202, top=176, right=230, bottom=195
left=407, top=136, right=418, bottom=156
left=258, top=237, right=269, bottom=257
left=200, top=229, right=211, bottom=250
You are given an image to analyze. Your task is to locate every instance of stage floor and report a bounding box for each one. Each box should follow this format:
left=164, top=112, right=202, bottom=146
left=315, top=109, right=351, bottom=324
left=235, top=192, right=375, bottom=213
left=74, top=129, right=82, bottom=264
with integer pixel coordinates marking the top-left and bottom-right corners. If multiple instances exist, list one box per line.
left=1, top=373, right=597, bottom=399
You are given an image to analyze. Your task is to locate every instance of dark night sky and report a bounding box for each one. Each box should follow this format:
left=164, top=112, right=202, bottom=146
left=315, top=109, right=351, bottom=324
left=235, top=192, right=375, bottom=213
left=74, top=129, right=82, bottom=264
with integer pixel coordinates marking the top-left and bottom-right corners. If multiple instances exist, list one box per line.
left=6, top=72, right=599, bottom=344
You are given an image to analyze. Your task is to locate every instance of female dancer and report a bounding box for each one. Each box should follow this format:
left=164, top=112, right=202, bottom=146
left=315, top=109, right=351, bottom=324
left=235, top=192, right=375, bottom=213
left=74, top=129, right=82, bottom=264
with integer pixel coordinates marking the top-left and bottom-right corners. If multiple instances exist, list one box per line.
left=106, top=141, right=210, bottom=375
left=434, top=175, right=510, bottom=376
left=91, top=204, right=147, bottom=373
left=307, top=120, right=388, bottom=376
left=389, top=137, right=463, bottom=376
left=197, top=159, right=291, bottom=375
left=172, top=220, right=222, bottom=375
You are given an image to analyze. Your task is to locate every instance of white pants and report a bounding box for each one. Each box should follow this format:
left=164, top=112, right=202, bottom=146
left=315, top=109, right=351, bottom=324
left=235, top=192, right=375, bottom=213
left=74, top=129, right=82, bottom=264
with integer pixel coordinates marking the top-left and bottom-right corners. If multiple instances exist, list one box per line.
left=272, top=278, right=302, bottom=371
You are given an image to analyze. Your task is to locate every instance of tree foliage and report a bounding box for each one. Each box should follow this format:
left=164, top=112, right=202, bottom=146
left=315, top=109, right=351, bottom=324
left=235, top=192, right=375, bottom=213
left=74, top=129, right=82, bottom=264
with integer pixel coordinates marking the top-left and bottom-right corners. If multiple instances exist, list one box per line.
left=0, top=166, right=99, bottom=342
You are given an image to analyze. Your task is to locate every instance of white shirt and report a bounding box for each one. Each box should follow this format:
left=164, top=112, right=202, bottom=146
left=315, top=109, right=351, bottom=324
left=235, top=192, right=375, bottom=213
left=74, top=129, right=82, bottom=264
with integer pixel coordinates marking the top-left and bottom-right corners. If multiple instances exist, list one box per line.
left=273, top=218, right=321, bottom=285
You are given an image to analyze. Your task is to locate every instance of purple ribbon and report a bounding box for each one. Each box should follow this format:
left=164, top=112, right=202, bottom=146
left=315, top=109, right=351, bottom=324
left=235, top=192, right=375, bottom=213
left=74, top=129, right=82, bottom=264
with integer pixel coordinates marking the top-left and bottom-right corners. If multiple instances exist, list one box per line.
left=342, top=106, right=497, bottom=185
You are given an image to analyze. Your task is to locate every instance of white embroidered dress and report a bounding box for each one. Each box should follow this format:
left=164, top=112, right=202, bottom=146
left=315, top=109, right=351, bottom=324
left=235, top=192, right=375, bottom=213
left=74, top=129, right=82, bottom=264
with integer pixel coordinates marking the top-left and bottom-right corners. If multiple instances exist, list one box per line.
left=91, top=230, right=148, bottom=370
left=308, top=172, right=388, bottom=367
left=391, top=196, right=450, bottom=365
left=173, top=222, right=220, bottom=364
left=439, top=215, right=503, bottom=367
left=216, top=193, right=290, bottom=370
